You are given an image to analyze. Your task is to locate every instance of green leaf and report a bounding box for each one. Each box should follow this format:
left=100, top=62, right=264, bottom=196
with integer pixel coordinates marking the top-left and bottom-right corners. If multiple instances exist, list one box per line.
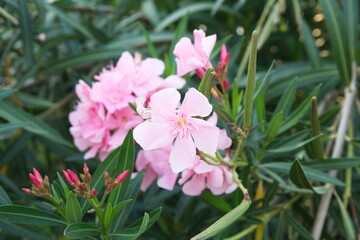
left=56, top=172, right=70, bottom=196
left=285, top=212, right=314, bottom=240
left=266, top=134, right=322, bottom=154
left=64, top=223, right=101, bottom=239
left=110, top=171, right=144, bottom=232
left=191, top=200, right=251, bottom=240
left=302, top=20, right=321, bottom=68
left=289, top=159, right=327, bottom=194
left=140, top=24, right=158, bottom=58
left=0, top=122, right=28, bottom=140
left=18, top=0, right=34, bottom=66
left=320, top=0, right=350, bottom=85
left=278, top=84, right=321, bottom=134
left=0, top=102, right=71, bottom=147
left=65, top=192, right=82, bottom=223
left=201, top=190, right=232, bottom=213
left=0, top=89, right=17, bottom=100
left=264, top=111, right=283, bottom=143
left=273, top=78, right=297, bottom=117
left=261, top=162, right=345, bottom=187
left=255, top=89, right=266, bottom=132
left=104, top=203, right=113, bottom=231
left=111, top=199, right=133, bottom=220
left=0, top=222, right=49, bottom=240
left=310, top=97, right=324, bottom=159
left=0, top=186, right=12, bottom=205
left=108, top=130, right=135, bottom=218
left=0, top=205, right=66, bottom=226
left=198, top=68, right=216, bottom=100
left=110, top=207, right=162, bottom=240
left=342, top=0, right=358, bottom=61
left=213, top=105, right=233, bottom=123
left=243, top=31, right=258, bottom=133
left=304, top=158, right=360, bottom=171
left=334, top=191, right=356, bottom=240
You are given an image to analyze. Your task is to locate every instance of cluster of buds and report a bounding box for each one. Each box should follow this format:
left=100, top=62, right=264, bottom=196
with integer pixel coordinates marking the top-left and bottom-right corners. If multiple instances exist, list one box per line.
left=22, top=168, right=51, bottom=198
left=104, top=170, right=129, bottom=194
left=216, top=44, right=230, bottom=91
left=63, top=163, right=97, bottom=199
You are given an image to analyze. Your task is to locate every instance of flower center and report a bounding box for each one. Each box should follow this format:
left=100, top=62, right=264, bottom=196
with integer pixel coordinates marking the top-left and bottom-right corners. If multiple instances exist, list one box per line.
left=170, top=117, right=191, bottom=138
left=177, top=117, right=187, bottom=128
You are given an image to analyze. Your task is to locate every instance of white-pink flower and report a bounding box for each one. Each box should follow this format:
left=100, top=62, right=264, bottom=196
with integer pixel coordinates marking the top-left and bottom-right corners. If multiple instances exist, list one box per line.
left=135, top=146, right=178, bottom=191
left=115, top=52, right=165, bottom=96
left=133, top=88, right=220, bottom=173
left=173, top=29, right=216, bottom=77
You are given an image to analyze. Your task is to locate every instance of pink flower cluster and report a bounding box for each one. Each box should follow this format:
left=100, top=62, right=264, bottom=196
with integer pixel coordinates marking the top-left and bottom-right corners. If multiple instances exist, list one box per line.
left=69, top=52, right=185, bottom=160
left=70, top=29, right=235, bottom=196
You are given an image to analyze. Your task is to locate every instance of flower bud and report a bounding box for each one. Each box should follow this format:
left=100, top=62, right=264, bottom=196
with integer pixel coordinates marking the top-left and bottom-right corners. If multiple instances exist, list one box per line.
left=91, top=188, right=97, bottom=197
left=220, top=44, right=230, bottom=64
left=114, top=170, right=129, bottom=186
left=29, top=173, right=42, bottom=188
left=22, top=188, right=32, bottom=194
left=83, top=163, right=89, bottom=173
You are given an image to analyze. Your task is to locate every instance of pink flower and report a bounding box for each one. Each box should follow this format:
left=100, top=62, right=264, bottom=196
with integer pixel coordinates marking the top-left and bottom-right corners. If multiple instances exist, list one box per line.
left=115, top=52, right=165, bottom=96
left=173, top=29, right=216, bottom=76
left=178, top=156, right=237, bottom=196
left=133, top=88, right=220, bottom=173
left=91, top=71, right=134, bottom=113
left=135, top=146, right=178, bottom=191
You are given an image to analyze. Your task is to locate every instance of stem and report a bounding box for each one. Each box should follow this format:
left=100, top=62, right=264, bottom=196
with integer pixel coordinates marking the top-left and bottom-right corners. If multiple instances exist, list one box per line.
left=311, top=61, right=358, bottom=240
left=232, top=168, right=249, bottom=201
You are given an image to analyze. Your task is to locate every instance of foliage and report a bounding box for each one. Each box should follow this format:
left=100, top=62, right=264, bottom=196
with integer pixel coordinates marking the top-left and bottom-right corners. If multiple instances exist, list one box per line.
left=0, top=0, right=360, bottom=239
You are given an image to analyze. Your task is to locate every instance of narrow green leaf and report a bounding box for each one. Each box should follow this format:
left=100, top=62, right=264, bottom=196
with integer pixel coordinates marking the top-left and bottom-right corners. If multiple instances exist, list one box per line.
left=261, top=162, right=345, bottom=187
left=243, top=31, right=258, bottom=134
left=310, top=97, right=324, bottom=159
left=0, top=89, right=17, bottom=99
left=0, top=186, right=12, bottom=205
left=265, top=111, right=283, bottom=143
left=279, top=84, right=321, bottom=134
left=18, top=0, right=34, bottom=66
left=0, top=122, right=28, bottom=140
left=213, top=105, right=233, bottom=123
left=104, top=203, right=113, bottom=230
left=198, top=68, right=216, bottom=100
left=191, top=200, right=251, bottom=240
left=0, top=222, right=49, bottom=240
left=56, top=172, right=70, bottom=196
left=304, top=158, right=360, bottom=171
left=141, top=0, right=160, bottom=26
left=0, top=102, right=71, bottom=147
left=273, top=78, right=297, bottom=116
left=111, top=199, right=132, bottom=220
left=334, top=191, right=356, bottom=240
left=254, top=60, right=274, bottom=99
left=65, top=192, right=82, bottom=223
left=201, top=190, right=232, bottom=213
left=285, top=212, right=314, bottom=240
left=255, top=89, right=266, bottom=132
left=211, top=0, right=225, bottom=15
left=342, top=0, right=358, bottom=61
left=0, top=205, right=66, bottom=226
left=266, top=134, right=322, bottom=154
left=302, top=20, right=321, bottom=68
left=141, top=24, right=158, bottom=58
left=64, top=223, right=101, bottom=239
left=320, top=0, right=350, bottom=85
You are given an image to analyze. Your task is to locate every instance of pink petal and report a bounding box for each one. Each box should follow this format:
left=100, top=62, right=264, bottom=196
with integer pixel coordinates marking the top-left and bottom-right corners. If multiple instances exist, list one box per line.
left=140, top=58, right=165, bottom=77
left=157, top=171, right=177, bottom=191
left=190, top=118, right=219, bottom=154
left=163, top=75, right=186, bottom=89
left=150, top=88, right=180, bottom=119
left=116, top=51, right=136, bottom=74
left=201, top=34, right=217, bottom=57
left=140, top=168, right=157, bottom=191
left=133, top=122, right=174, bottom=150
left=175, top=58, right=198, bottom=76
left=182, top=174, right=206, bottom=196
left=207, top=167, right=224, bottom=188
left=169, top=134, right=196, bottom=173
left=218, top=129, right=232, bottom=150
left=179, top=88, right=212, bottom=117
left=193, top=159, right=214, bottom=174
left=173, top=37, right=196, bottom=58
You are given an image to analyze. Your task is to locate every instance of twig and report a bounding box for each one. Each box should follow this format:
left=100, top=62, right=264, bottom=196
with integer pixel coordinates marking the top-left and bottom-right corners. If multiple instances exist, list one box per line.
left=311, top=61, right=358, bottom=240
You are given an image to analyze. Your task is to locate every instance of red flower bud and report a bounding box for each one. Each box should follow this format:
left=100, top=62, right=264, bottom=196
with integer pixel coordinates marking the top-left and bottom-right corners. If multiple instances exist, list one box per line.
left=83, top=163, right=89, bottom=173
left=195, top=68, right=205, bottom=79
left=91, top=188, right=97, bottom=197
left=114, top=170, right=129, bottom=186
left=222, top=80, right=230, bottom=90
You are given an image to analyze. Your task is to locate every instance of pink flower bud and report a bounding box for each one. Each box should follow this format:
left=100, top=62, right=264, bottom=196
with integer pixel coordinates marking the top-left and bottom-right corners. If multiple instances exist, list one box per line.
left=222, top=80, right=230, bottom=90
left=62, top=170, right=72, bottom=185
left=68, top=170, right=81, bottom=186
left=32, top=168, right=42, bottom=181
left=195, top=68, right=205, bottom=79
left=83, top=163, right=89, bottom=173
left=91, top=188, right=97, bottom=197
left=220, top=44, right=229, bottom=64
left=114, top=170, right=129, bottom=185
left=22, top=188, right=32, bottom=194
left=29, top=173, right=42, bottom=187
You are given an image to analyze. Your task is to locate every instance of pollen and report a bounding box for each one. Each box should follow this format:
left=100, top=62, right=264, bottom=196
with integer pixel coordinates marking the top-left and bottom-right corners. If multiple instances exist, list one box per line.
left=177, top=117, right=187, bottom=128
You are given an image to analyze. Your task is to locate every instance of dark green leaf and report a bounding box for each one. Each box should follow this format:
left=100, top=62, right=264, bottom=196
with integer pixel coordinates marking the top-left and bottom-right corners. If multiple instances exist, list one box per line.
left=0, top=89, right=17, bottom=100
left=0, top=205, right=66, bottom=226
left=18, top=0, right=34, bottom=66
left=285, top=212, right=314, bottom=240
left=198, top=68, right=216, bottom=100
left=334, top=191, right=356, bottom=240
left=0, top=186, right=12, bottom=205
left=0, top=222, right=49, bottom=240
left=213, top=105, right=233, bottom=123
left=201, top=190, right=232, bottom=213
left=65, top=192, right=82, bottom=223
left=64, top=223, right=101, bottom=239
left=304, top=158, right=360, bottom=171
left=302, top=20, right=321, bottom=68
